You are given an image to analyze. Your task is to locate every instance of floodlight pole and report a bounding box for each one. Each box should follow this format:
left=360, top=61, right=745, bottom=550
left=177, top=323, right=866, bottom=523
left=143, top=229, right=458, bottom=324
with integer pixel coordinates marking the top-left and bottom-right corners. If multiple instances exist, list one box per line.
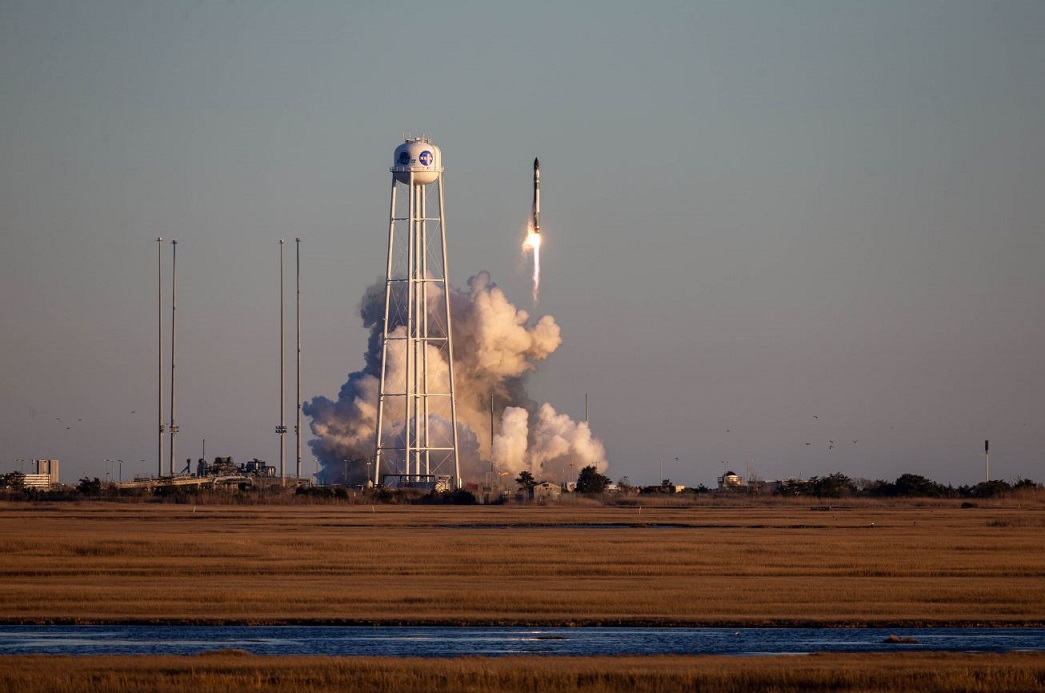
left=295, top=237, right=301, bottom=481
left=277, top=239, right=286, bottom=482
left=169, top=239, right=178, bottom=477
left=157, top=237, right=165, bottom=478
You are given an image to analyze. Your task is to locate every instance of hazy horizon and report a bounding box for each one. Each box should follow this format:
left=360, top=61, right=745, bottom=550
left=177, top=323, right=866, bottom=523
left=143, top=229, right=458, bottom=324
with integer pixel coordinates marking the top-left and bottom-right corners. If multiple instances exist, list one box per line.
left=2, top=1, right=1043, bottom=487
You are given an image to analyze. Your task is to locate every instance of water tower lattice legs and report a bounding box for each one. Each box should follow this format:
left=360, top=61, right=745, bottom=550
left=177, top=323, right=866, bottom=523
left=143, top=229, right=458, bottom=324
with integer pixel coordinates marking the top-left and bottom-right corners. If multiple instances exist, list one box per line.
left=374, top=139, right=460, bottom=489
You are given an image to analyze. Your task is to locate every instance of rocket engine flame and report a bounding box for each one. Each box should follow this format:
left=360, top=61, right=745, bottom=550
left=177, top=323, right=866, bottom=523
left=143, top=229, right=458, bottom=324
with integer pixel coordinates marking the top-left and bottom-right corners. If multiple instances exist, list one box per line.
left=523, top=229, right=541, bottom=303
left=526, top=156, right=541, bottom=304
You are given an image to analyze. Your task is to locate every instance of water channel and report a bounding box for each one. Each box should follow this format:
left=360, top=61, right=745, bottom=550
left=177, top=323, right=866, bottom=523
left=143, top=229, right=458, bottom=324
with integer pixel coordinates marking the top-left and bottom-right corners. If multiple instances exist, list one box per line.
left=1, top=626, right=1043, bottom=657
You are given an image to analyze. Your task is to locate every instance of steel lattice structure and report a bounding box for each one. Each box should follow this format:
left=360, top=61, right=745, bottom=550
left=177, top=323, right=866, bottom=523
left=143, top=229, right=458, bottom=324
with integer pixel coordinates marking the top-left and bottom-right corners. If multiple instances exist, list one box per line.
left=373, top=138, right=460, bottom=490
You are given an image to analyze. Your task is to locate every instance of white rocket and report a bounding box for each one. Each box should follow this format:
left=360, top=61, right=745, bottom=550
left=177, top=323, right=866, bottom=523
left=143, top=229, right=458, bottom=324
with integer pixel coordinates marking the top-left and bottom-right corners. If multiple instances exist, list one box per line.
left=532, top=157, right=540, bottom=234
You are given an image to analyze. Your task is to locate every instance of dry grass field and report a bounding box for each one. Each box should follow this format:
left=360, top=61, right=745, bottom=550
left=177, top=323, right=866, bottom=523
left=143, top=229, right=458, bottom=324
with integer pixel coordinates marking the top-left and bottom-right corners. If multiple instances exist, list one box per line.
left=0, top=652, right=1043, bottom=692
left=0, top=500, right=1043, bottom=625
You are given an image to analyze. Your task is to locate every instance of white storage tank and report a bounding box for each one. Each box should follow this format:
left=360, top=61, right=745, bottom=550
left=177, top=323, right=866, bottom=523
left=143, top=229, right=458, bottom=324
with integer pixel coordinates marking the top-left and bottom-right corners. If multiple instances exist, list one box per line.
left=391, top=138, right=442, bottom=185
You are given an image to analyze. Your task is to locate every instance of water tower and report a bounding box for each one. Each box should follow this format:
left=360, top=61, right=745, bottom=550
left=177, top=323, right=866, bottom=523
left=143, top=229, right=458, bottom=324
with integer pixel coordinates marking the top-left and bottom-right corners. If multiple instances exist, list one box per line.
left=373, top=138, right=461, bottom=489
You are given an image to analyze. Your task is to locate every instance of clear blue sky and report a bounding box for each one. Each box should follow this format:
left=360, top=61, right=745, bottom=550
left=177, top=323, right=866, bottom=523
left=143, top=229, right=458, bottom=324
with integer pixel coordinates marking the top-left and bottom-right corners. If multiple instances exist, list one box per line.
left=2, top=1, right=1043, bottom=486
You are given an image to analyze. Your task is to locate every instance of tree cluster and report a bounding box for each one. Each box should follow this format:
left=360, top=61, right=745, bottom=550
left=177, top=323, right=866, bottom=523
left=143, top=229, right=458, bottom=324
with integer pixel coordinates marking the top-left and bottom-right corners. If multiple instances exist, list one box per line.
left=575, top=465, right=612, bottom=494
left=778, top=472, right=1038, bottom=499
left=0, top=471, right=26, bottom=491
left=514, top=465, right=612, bottom=496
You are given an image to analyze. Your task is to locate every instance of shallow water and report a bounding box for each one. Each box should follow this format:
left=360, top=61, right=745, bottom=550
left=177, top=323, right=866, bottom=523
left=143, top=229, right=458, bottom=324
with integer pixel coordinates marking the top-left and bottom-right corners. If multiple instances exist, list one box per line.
left=0, top=626, right=1042, bottom=657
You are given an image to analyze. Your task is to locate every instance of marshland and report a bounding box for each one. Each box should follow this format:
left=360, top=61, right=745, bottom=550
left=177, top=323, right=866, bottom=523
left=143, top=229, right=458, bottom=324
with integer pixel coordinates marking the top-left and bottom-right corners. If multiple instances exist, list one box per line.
left=2, top=499, right=1043, bottom=691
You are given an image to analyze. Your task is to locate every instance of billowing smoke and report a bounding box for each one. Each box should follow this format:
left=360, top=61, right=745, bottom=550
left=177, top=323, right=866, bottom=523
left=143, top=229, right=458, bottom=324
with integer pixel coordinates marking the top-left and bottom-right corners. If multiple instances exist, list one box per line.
left=303, top=271, right=608, bottom=485
left=493, top=403, right=607, bottom=481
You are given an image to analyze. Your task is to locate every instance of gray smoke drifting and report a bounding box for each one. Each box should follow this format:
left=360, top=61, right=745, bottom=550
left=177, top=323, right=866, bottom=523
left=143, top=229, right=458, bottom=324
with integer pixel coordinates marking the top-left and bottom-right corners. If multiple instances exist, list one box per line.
left=303, top=271, right=607, bottom=484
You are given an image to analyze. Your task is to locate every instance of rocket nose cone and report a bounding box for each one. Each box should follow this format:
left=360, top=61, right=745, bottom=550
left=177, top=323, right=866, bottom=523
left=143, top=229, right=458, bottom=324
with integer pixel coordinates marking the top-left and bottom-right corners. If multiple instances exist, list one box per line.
left=534, top=157, right=539, bottom=170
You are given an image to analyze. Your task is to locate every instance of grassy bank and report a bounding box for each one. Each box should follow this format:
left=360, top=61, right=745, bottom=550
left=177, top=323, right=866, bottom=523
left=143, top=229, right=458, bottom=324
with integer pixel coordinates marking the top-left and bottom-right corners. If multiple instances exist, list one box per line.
left=0, top=652, right=1042, bottom=692
left=0, top=502, right=1042, bottom=625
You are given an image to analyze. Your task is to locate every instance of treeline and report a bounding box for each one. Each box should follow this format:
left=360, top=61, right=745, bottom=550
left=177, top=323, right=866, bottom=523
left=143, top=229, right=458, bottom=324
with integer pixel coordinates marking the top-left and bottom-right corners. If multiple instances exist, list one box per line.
left=0, top=473, right=482, bottom=506
left=773, top=472, right=1039, bottom=499
left=0, top=469, right=1040, bottom=503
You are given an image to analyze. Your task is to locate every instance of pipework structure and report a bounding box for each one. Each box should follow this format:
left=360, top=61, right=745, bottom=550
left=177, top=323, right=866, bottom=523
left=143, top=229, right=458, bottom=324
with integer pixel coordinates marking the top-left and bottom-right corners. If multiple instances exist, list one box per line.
left=373, top=138, right=461, bottom=489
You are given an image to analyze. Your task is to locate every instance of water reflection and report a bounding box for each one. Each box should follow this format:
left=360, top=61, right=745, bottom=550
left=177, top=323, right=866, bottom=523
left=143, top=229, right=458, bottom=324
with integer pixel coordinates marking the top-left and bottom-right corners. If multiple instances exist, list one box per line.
left=0, top=626, right=1042, bottom=657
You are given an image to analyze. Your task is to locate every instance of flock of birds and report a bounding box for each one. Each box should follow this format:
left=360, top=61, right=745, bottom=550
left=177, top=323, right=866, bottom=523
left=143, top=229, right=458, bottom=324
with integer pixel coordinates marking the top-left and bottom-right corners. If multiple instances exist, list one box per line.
left=55, top=416, right=81, bottom=430
left=55, top=409, right=138, bottom=431
left=723, top=415, right=862, bottom=451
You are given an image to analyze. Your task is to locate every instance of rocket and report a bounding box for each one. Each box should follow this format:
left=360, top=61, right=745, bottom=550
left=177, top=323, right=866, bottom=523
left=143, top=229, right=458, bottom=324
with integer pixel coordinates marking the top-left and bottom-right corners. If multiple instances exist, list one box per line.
left=532, top=157, right=541, bottom=234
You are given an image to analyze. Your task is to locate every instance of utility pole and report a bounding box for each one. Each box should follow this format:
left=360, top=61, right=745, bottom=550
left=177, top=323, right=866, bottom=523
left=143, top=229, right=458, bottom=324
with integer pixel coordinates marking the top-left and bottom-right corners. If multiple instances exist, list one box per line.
left=295, top=237, right=302, bottom=481
left=156, top=237, right=165, bottom=477
left=169, top=239, right=178, bottom=477
left=277, top=239, right=287, bottom=482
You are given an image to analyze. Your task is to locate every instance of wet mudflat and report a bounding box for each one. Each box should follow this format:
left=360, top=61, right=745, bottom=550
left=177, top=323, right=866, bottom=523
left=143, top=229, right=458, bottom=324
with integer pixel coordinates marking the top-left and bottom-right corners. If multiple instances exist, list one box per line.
left=1, top=625, right=1043, bottom=657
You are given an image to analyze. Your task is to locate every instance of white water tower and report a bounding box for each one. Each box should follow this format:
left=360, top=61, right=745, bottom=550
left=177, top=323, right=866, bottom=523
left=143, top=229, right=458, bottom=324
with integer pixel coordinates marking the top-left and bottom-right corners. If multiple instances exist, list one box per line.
left=373, top=138, right=461, bottom=489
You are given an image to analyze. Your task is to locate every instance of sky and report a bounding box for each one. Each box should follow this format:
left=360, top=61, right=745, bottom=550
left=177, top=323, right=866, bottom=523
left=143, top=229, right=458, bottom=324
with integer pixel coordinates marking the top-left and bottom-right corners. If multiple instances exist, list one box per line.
left=2, top=1, right=1043, bottom=487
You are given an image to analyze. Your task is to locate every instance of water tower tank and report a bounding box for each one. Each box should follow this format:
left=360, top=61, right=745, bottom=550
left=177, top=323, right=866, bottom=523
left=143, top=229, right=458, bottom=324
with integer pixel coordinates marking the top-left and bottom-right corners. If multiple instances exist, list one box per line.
left=391, top=138, right=442, bottom=185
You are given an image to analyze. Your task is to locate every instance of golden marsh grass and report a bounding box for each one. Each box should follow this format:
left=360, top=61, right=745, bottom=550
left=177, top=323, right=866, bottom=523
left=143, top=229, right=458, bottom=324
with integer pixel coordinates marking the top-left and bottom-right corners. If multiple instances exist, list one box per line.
left=0, top=652, right=1043, bottom=692
left=0, top=502, right=1042, bottom=625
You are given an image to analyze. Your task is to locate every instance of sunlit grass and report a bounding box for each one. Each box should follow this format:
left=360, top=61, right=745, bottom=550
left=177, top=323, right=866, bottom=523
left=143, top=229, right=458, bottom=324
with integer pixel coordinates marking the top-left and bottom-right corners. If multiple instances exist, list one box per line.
left=0, top=503, right=1043, bottom=625
left=0, top=653, right=1043, bottom=693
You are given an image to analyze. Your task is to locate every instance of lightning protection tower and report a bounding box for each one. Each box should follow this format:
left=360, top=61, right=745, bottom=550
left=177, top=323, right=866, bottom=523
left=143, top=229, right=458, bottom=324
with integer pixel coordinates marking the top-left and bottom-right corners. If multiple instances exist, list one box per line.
left=374, top=138, right=461, bottom=489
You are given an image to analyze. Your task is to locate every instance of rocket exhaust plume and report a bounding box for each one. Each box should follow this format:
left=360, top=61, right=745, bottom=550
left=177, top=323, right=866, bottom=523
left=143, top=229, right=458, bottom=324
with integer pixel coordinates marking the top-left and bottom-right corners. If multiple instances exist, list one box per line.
left=523, top=230, right=540, bottom=304
left=524, top=157, right=541, bottom=303
left=304, top=271, right=607, bottom=485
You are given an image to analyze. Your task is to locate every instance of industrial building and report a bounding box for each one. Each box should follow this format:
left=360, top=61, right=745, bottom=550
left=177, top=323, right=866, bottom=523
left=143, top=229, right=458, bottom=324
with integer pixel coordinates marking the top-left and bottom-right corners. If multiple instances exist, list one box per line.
left=23, top=459, right=59, bottom=489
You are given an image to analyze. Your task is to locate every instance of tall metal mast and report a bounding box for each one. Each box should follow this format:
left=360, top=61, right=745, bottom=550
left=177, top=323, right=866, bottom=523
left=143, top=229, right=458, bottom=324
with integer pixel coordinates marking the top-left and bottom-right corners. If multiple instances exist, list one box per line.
left=295, top=237, right=302, bottom=481
left=157, top=237, right=165, bottom=477
left=169, top=239, right=178, bottom=476
left=277, top=239, right=287, bottom=482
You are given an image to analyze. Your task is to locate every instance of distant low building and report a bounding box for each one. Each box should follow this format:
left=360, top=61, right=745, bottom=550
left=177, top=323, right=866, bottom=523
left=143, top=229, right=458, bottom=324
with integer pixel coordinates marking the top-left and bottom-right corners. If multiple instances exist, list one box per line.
left=23, top=459, right=59, bottom=489
left=718, top=470, right=744, bottom=490
left=533, top=481, right=561, bottom=502
left=749, top=478, right=782, bottom=494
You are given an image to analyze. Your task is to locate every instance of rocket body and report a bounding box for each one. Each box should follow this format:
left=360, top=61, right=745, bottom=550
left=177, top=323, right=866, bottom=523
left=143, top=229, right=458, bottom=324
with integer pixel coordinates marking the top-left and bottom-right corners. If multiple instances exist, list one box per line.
left=532, top=157, right=541, bottom=234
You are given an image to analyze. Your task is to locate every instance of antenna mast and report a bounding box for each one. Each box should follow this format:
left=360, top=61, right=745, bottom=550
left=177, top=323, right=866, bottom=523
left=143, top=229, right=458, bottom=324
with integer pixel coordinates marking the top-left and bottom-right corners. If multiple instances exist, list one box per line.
left=277, top=239, right=287, bottom=482
left=157, top=237, right=165, bottom=477
left=169, top=239, right=178, bottom=476
left=296, top=237, right=302, bottom=481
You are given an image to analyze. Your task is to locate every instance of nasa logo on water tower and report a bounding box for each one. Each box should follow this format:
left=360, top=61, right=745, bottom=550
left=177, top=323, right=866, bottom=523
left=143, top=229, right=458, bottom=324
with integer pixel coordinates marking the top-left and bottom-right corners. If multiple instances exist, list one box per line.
left=391, top=138, right=442, bottom=185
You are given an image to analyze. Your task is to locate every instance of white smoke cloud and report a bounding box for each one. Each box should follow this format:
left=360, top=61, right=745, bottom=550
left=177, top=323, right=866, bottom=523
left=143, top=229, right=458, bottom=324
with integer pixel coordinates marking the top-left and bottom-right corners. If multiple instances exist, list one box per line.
left=529, top=403, right=607, bottom=479
left=491, top=404, right=608, bottom=481
left=303, top=271, right=608, bottom=485
left=492, top=406, right=529, bottom=475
